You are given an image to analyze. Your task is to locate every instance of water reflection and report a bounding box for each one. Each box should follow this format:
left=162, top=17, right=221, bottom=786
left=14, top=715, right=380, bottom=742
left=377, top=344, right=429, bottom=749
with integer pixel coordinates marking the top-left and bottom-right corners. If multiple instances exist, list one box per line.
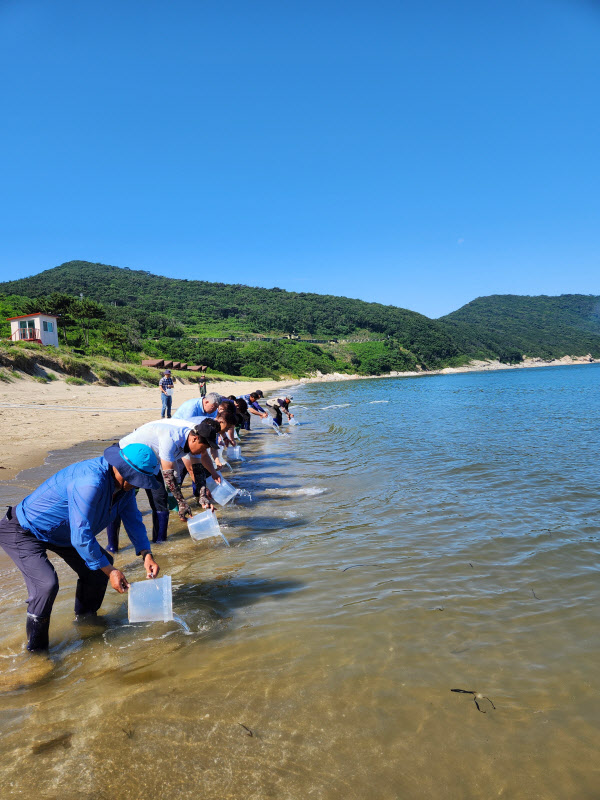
left=0, top=366, right=599, bottom=798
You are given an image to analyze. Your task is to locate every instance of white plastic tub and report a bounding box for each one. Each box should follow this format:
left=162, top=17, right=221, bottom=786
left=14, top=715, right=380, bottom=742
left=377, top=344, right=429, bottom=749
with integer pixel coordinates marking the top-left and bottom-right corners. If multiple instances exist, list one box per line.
left=288, top=418, right=298, bottom=426
left=206, top=475, right=238, bottom=506
left=226, top=445, right=242, bottom=461
left=187, top=510, right=228, bottom=546
left=128, top=575, right=173, bottom=623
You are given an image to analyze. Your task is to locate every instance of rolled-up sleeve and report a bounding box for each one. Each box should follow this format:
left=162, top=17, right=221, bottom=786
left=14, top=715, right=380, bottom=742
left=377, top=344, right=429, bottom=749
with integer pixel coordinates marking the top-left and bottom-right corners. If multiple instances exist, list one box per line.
left=67, top=481, right=111, bottom=570
left=119, top=491, right=151, bottom=555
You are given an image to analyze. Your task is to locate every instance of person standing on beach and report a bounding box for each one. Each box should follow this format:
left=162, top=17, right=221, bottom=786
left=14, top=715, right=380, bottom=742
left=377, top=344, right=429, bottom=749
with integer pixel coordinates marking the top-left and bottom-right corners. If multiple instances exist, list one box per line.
left=159, top=369, right=175, bottom=418
left=0, top=443, right=161, bottom=652
left=119, top=418, right=221, bottom=543
left=198, top=375, right=207, bottom=398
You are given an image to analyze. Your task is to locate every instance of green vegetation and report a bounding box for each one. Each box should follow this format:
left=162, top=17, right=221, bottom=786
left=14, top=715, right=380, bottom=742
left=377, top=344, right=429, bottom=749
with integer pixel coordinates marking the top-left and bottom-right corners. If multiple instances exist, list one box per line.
left=1, top=262, right=598, bottom=378
left=441, top=294, right=600, bottom=360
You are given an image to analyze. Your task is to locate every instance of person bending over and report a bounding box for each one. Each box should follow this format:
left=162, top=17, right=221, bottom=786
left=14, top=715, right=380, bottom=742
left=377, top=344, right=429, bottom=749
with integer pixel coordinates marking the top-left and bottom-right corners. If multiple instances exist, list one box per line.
left=119, top=419, right=219, bottom=543
left=172, top=392, right=221, bottom=421
left=267, top=396, right=294, bottom=427
left=0, top=443, right=161, bottom=652
left=239, top=392, right=268, bottom=428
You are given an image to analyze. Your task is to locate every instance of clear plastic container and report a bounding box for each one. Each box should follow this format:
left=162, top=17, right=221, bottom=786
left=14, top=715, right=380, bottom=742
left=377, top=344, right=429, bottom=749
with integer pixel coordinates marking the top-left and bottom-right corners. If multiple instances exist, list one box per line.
left=226, top=445, right=242, bottom=461
left=128, top=575, right=173, bottom=623
left=288, top=418, right=298, bottom=426
left=206, top=475, right=238, bottom=505
left=188, top=509, right=222, bottom=542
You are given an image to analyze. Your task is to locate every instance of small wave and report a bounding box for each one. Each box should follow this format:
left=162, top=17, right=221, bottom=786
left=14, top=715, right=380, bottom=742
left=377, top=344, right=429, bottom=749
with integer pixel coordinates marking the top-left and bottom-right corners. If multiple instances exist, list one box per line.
left=265, top=486, right=326, bottom=496
left=321, top=404, right=351, bottom=410
left=368, top=400, right=389, bottom=404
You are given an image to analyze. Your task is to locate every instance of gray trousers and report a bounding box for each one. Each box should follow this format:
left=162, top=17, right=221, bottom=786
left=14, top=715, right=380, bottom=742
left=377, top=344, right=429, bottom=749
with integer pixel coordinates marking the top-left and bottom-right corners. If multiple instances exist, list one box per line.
left=0, top=507, right=114, bottom=619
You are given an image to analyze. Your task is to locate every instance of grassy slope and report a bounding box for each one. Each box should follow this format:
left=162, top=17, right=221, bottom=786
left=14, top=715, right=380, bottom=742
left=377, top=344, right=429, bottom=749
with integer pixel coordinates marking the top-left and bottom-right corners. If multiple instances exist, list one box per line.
left=0, top=341, right=250, bottom=386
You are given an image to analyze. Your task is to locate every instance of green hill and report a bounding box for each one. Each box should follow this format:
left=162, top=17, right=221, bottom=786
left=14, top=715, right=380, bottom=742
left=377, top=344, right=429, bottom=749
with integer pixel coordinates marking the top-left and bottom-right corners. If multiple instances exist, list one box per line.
left=0, top=260, right=464, bottom=373
left=1, top=261, right=598, bottom=377
left=441, top=294, right=600, bottom=360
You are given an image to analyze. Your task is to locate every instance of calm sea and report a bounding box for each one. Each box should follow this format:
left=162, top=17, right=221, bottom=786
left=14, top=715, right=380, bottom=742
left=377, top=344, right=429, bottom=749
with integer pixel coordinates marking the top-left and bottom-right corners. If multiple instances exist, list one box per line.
left=0, top=364, right=599, bottom=799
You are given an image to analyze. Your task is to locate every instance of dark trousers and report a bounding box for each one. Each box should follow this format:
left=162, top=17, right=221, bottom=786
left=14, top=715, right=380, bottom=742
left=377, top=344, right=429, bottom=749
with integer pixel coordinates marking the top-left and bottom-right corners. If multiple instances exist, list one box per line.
left=145, top=472, right=169, bottom=539
left=0, top=507, right=114, bottom=620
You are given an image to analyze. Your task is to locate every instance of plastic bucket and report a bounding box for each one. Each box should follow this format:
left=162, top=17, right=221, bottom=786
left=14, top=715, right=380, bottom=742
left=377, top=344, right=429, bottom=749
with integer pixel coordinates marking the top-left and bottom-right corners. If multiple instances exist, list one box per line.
left=288, top=418, right=298, bottom=426
left=226, top=445, right=242, bottom=461
left=128, top=575, right=173, bottom=623
left=206, top=475, right=238, bottom=506
left=188, top=509, right=221, bottom=541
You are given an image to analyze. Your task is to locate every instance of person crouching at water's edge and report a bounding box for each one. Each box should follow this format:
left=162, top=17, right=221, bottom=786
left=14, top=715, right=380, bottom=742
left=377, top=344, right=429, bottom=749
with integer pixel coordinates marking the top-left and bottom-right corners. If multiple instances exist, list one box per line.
left=0, top=444, right=161, bottom=652
left=118, top=419, right=221, bottom=544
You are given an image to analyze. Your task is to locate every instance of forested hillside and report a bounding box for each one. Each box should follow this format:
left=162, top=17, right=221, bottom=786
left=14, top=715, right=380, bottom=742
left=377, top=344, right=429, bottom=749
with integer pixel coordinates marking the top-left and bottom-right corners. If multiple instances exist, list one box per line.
left=442, top=294, right=600, bottom=360
left=1, top=261, right=598, bottom=377
left=0, top=261, right=466, bottom=372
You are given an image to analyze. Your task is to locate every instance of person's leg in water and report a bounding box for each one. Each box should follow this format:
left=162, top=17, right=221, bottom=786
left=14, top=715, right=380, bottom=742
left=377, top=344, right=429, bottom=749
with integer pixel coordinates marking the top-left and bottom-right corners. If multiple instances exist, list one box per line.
left=0, top=508, right=61, bottom=650
left=45, top=541, right=114, bottom=619
left=145, top=472, right=169, bottom=543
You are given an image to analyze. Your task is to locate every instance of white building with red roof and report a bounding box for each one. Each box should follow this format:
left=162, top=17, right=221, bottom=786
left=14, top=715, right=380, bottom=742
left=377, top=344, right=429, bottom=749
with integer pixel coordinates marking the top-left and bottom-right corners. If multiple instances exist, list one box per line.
left=7, top=313, right=59, bottom=347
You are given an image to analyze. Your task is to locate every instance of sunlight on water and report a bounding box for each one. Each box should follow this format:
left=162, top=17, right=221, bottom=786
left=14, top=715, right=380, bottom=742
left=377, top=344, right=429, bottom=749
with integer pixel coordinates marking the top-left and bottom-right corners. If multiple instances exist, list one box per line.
left=0, top=365, right=599, bottom=798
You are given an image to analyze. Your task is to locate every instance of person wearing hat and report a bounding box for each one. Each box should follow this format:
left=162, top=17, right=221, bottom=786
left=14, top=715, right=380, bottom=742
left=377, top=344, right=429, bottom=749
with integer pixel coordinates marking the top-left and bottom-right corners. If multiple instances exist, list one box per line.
left=119, top=418, right=221, bottom=543
left=239, top=392, right=268, bottom=428
left=267, top=396, right=294, bottom=427
left=0, top=443, right=161, bottom=652
left=159, top=369, right=175, bottom=418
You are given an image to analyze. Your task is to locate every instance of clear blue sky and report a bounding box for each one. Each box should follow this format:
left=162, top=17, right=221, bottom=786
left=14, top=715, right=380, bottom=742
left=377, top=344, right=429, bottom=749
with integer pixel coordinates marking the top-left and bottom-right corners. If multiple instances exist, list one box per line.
left=0, top=0, right=598, bottom=318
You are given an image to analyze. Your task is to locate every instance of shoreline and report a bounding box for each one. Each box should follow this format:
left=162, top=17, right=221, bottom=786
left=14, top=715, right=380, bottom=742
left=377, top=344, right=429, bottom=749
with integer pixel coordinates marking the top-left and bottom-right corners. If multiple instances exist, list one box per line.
left=299, top=353, right=599, bottom=384
left=0, top=356, right=596, bottom=480
left=0, top=376, right=296, bottom=480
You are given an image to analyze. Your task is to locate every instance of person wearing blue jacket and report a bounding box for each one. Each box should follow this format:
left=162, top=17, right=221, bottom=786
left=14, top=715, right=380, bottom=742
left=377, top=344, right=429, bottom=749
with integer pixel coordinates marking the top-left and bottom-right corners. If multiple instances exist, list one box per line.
left=0, top=443, right=161, bottom=652
left=239, top=392, right=268, bottom=429
left=172, top=392, right=221, bottom=421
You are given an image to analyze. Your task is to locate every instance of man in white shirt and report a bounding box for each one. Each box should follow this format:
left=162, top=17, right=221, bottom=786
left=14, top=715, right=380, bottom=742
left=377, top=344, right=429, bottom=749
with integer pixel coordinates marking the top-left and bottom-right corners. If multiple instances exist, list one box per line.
left=119, top=419, right=221, bottom=543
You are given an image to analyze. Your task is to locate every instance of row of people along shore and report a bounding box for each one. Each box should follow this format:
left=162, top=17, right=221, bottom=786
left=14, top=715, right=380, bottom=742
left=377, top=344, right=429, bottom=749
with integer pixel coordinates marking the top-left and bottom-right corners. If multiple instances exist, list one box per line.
left=0, top=380, right=294, bottom=652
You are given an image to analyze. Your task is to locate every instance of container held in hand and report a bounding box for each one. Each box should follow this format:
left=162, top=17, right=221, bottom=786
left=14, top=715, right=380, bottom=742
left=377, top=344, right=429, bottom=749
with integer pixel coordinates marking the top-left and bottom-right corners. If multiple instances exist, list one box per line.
left=206, top=475, right=238, bottom=506
left=187, top=510, right=229, bottom=546
left=288, top=418, right=299, bottom=426
left=128, top=575, right=173, bottom=623
left=165, top=388, right=174, bottom=396
left=226, top=445, right=242, bottom=461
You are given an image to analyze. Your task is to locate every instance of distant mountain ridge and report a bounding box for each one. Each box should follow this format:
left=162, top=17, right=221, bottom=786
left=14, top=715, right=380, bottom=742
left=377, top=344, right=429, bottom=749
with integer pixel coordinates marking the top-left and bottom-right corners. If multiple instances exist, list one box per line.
left=1, top=261, right=599, bottom=374
left=441, top=294, right=600, bottom=360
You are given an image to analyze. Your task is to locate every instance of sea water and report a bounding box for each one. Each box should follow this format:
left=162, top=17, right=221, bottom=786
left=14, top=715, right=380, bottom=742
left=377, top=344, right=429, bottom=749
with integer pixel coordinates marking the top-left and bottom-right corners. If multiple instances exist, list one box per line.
left=0, top=364, right=599, bottom=799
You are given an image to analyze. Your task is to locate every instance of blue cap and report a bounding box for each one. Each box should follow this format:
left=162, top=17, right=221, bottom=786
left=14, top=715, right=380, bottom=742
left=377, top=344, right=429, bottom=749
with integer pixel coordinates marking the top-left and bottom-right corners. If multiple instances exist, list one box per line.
left=104, top=443, right=160, bottom=490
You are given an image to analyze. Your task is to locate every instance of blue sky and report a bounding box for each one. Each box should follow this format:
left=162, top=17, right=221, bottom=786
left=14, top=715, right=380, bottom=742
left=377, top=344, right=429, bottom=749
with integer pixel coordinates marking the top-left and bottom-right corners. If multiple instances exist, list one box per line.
left=0, top=0, right=598, bottom=318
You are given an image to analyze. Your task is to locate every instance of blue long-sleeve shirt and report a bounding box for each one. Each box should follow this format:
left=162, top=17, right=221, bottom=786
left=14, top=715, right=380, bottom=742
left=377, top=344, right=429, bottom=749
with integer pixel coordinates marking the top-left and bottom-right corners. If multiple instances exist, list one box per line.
left=241, top=394, right=266, bottom=413
left=173, top=398, right=218, bottom=420
left=16, top=457, right=151, bottom=570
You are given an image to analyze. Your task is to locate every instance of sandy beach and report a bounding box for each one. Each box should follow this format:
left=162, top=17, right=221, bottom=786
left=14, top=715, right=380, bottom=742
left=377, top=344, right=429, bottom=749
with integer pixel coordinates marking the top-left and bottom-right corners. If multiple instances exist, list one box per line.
left=1, top=353, right=596, bottom=480
left=0, top=376, right=297, bottom=479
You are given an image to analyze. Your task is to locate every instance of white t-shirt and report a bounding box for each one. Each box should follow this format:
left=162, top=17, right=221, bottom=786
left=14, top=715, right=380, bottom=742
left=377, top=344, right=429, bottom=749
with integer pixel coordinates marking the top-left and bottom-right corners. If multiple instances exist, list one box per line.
left=120, top=419, right=192, bottom=464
